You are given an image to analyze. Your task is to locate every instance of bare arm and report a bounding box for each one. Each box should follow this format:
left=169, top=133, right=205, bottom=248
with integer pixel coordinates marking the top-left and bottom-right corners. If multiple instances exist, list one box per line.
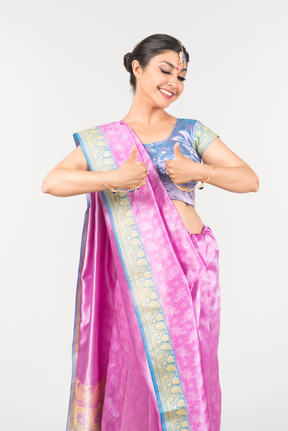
left=165, top=137, right=259, bottom=193
left=41, top=145, right=147, bottom=197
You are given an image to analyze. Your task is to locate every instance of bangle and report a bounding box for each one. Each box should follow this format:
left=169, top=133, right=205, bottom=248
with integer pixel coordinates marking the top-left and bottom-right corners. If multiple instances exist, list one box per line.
left=200, top=164, right=216, bottom=188
left=166, top=165, right=216, bottom=193
left=100, top=171, right=148, bottom=195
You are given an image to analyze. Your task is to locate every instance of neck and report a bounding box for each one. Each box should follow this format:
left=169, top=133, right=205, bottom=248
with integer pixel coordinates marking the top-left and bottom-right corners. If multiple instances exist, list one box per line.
left=122, top=91, right=172, bottom=128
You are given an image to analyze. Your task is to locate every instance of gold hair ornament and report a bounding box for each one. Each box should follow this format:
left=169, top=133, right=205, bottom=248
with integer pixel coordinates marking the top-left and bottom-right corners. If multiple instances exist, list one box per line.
left=178, top=42, right=187, bottom=66
left=166, top=165, right=216, bottom=192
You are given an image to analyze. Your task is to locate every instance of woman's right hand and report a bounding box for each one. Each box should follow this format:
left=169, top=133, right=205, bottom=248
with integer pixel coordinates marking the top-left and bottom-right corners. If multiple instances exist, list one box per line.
left=41, top=144, right=147, bottom=197
left=106, top=145, right=148, bottom=190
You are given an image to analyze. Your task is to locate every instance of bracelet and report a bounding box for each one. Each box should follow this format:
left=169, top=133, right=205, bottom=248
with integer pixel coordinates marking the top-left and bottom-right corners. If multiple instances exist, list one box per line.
left=166, top=165, right=216, bottom=193
left=100, top=171, right=149, bottom=195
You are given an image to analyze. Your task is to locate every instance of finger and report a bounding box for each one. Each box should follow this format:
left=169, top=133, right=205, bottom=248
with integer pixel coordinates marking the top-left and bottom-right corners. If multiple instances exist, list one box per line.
left=127, top=145, right=138, bottom=162
left=165, top=160, right=172, bottom=168
left=137, top=162, right=147, bottom=169
left=174, top=142, right=182, bottom=157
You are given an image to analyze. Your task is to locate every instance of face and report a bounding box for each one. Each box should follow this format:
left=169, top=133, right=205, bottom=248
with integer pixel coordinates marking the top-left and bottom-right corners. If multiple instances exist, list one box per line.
left=132, top=50, right=188, bottom=107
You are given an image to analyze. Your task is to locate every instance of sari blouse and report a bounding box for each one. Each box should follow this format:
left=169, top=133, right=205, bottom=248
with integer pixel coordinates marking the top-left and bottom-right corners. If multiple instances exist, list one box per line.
left=142, top=118, right=219, bottom=207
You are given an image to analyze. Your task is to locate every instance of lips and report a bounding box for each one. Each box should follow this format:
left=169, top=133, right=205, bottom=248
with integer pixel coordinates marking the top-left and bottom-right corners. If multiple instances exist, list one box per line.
left=158, top=87, right=174, bottom=98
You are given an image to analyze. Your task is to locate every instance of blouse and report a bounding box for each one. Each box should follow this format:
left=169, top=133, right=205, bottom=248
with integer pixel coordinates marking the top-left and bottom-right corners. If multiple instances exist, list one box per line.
left=142, top=118, right=219, bottom=207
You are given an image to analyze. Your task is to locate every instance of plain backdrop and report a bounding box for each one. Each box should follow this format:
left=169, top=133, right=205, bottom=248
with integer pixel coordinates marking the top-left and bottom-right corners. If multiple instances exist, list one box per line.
left=1, top=0, right=287, bottom=430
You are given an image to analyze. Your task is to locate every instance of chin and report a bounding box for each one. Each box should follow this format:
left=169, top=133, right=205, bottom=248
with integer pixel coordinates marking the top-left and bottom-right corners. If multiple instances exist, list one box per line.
left=153, top=101, right=172, bottom=110
left=161, top=99, right=175, bottom=108
left=155, top=95, right=175, bottom=108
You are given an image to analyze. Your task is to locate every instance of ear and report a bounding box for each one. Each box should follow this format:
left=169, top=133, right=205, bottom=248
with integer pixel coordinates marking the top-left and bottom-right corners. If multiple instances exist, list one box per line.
left=131, top=60, right=143, bottom=80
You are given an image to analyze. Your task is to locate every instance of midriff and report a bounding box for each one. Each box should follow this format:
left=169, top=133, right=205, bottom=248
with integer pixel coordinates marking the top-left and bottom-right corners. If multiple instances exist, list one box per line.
left=171, top=199, right=204, bottom=234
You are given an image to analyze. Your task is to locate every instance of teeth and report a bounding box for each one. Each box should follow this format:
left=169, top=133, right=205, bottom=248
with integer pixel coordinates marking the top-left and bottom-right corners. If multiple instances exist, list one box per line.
left=159, top=88, right=173, bottom=96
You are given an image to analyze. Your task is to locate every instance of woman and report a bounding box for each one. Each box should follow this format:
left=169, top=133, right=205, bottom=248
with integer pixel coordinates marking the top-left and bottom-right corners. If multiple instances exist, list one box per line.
left=42, top=34, right=259, bottom=431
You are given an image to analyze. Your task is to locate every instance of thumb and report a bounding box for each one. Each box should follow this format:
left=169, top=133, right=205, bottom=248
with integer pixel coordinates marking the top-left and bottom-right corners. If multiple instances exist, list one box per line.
left=174, top=142, right=182, bottom=157
left=127, top=145, right=138, bottom=162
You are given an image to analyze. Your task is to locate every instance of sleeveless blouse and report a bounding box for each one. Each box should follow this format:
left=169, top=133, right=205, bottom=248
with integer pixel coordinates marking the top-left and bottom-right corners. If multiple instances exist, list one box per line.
left=142, top=118, right=219, bottom=207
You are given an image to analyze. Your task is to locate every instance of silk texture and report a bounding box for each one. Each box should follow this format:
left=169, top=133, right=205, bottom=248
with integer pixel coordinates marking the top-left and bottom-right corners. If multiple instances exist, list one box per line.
left=66, top=121, right=221, bottom=431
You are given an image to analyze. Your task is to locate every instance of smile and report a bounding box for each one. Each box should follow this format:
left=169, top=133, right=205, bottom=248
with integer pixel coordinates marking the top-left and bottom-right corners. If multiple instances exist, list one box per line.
left=158, top=88, right=174, bottom=98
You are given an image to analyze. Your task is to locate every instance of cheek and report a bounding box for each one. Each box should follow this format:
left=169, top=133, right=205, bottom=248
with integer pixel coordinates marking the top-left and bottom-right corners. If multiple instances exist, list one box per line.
left=177, top=84, right=184, bottom=96
left=143, top=74, right=158, bottom=91
left=177, top=84, right=184, bottom=97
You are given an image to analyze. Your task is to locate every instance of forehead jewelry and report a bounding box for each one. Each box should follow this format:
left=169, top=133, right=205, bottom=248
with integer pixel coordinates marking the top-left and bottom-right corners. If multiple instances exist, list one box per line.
left=178, top=42, right=187, bottom=66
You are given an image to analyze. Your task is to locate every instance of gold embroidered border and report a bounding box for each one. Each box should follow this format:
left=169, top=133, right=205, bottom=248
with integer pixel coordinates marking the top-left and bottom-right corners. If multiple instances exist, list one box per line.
left=70, top=377, right=106, bottom=431
left=76, top=126, right=190, bottom=430
left=69, top=207, right=90, bottom=431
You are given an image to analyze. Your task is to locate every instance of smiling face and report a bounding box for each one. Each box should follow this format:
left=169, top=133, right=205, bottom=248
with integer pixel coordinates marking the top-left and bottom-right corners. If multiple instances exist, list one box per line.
left=132, top=50, right=188, bottom=108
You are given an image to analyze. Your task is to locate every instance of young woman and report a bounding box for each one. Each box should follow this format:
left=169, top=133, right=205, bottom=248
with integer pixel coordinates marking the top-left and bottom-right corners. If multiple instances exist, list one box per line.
left=42, top=34, right=259, bottom=431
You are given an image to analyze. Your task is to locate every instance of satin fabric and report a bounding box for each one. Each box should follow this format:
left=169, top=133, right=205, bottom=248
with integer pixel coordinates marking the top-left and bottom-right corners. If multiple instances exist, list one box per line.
left=141, top=118, right=219, bottom=207
left=66, top=121, right=221, bottom=431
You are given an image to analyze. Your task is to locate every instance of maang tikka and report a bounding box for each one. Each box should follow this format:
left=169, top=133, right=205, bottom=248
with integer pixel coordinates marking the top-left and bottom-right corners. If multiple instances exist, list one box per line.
left=178, top=42, right=187, bottom=66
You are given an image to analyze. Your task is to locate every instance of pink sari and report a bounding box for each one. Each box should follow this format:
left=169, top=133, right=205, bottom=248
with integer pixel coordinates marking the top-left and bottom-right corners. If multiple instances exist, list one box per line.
left=66, top=121, right=221, bottom=431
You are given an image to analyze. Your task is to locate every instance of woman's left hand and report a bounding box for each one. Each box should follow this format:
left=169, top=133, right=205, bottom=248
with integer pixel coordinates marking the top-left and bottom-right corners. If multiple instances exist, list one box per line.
left=165, top=142, right=200, bottom=184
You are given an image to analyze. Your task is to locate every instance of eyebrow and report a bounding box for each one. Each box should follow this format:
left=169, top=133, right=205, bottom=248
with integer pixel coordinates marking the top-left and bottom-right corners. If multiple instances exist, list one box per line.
left=159, top=61, right=187, bottom=72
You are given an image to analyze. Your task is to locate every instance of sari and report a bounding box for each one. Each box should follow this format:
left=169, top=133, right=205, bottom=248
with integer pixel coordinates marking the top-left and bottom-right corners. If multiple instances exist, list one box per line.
left=66, top=120, right=221, bottom=431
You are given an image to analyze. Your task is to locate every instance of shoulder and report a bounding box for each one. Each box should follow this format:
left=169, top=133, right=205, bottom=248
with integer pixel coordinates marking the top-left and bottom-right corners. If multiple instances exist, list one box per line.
left=177, top=118, right=198, bottom=132
left=74, top=120, right=119, bottom=136
left=178, top=118, right=212, bottom=134
left=178, top=118, right=219, bottom=158
left=177, top=118, right=208, bottom=139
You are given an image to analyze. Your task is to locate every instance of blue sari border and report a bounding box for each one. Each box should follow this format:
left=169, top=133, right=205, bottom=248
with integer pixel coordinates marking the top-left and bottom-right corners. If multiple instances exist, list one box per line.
left=73, top=124, right=191, bottom=430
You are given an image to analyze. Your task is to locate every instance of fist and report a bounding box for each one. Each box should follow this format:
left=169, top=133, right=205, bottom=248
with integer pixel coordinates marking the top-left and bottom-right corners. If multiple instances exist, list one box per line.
left=165, top=142, right=198, bottom=184
left=115, top=145, right=148, bottom=189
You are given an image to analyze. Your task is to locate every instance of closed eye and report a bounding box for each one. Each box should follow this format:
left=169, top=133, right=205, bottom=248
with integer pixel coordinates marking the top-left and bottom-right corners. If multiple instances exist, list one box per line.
left=159, top=67, right=186, bottom=82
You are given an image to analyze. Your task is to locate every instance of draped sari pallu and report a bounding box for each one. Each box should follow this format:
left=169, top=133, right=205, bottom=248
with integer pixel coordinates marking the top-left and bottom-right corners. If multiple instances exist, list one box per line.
left=67, top=121, right=221, bottom=431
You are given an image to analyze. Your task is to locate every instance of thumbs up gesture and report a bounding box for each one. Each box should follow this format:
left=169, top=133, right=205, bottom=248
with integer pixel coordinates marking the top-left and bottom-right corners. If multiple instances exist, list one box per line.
left=165, top=142, right=198, bottom=184
left=173, top=142, right=183, bottom=158
left=113, top=145, right=148, bottom=190
left=126, top=145, right=138, bottom=163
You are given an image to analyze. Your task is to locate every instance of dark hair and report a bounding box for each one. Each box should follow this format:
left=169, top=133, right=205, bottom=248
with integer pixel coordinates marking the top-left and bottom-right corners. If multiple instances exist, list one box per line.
left=123, top=34, right=189, bottom=92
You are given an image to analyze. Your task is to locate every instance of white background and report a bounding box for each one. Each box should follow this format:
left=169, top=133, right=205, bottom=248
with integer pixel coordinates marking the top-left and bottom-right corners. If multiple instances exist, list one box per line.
left=1, top=0, right=287, bottom=430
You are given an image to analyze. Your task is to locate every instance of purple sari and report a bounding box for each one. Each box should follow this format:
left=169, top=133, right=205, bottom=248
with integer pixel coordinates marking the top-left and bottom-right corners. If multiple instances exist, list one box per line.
left=66, top=121, right=221, bottom=431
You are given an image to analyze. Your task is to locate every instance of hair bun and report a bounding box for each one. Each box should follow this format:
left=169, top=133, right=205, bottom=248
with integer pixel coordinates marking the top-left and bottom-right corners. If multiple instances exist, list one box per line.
left=123, top=52, right=133, bottom=72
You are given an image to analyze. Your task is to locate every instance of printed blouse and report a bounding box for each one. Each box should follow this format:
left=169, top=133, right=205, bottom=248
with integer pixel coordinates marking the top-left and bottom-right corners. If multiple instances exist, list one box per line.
left=142, top=118, right=219, bottom=206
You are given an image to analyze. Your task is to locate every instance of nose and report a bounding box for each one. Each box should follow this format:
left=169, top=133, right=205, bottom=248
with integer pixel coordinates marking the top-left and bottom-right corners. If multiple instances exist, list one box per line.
left=168, top=73, right=177, bottom=87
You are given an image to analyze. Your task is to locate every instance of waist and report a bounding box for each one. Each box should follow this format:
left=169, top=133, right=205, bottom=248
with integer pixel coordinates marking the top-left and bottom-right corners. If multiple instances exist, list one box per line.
left=171, top=199, right=204, bottom=234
